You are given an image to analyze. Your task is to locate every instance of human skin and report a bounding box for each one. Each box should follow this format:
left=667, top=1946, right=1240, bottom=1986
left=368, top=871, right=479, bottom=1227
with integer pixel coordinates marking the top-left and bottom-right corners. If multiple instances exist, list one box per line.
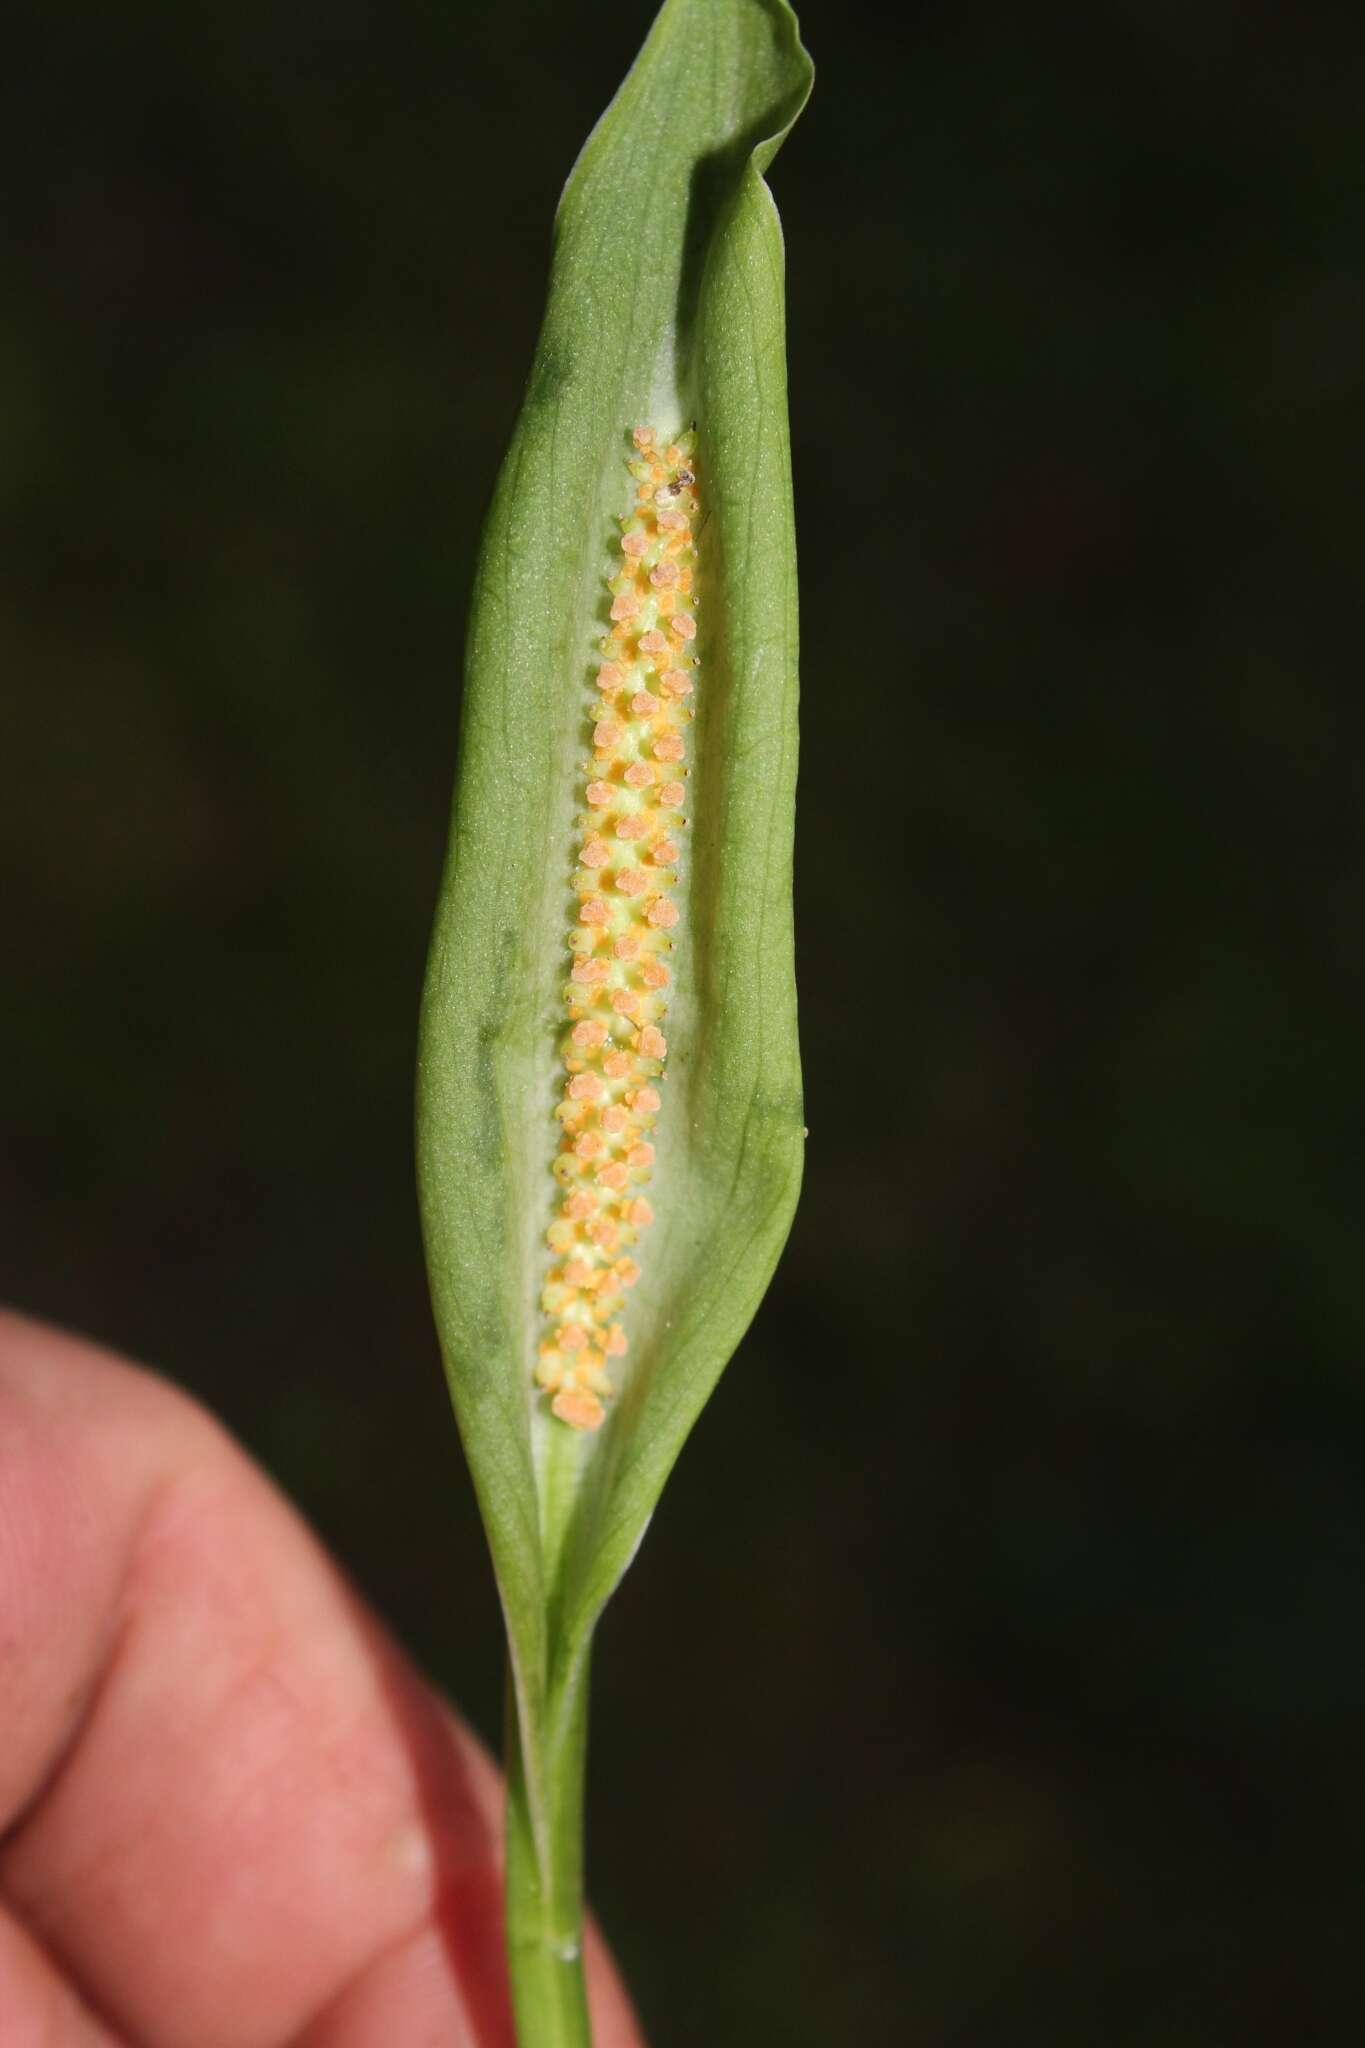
left=0, top=1310, right=644, bottom=2047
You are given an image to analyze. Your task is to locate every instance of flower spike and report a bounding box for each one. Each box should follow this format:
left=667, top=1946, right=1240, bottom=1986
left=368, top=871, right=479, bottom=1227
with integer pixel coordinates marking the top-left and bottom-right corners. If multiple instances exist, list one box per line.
left=537, top=431, right=701, bottom=1431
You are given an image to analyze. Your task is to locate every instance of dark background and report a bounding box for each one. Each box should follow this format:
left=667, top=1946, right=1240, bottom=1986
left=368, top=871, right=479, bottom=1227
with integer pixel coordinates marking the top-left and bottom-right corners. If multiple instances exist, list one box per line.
left=5, top=2, right=1364, bottom=2041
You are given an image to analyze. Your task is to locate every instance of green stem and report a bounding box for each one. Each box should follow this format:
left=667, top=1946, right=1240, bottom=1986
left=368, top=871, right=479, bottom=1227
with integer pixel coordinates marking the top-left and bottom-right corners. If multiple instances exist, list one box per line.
left=504, top=1651, right=594, bottom=2048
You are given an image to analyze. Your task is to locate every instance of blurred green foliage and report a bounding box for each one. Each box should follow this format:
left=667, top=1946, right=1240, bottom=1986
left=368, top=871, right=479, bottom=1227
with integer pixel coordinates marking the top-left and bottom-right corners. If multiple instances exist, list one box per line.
left=4, top=3, right=1364, bottom=2042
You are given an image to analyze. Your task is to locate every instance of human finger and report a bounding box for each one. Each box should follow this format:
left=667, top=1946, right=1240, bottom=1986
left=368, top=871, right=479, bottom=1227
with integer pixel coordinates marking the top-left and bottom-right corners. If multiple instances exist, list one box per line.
left=0, top=1310, right=643, bottom=2048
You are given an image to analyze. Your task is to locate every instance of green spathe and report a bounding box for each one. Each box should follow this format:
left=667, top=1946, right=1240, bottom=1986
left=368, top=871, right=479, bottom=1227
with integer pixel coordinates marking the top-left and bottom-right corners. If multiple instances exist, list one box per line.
left=417, top=3, right=811, bottom=2039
